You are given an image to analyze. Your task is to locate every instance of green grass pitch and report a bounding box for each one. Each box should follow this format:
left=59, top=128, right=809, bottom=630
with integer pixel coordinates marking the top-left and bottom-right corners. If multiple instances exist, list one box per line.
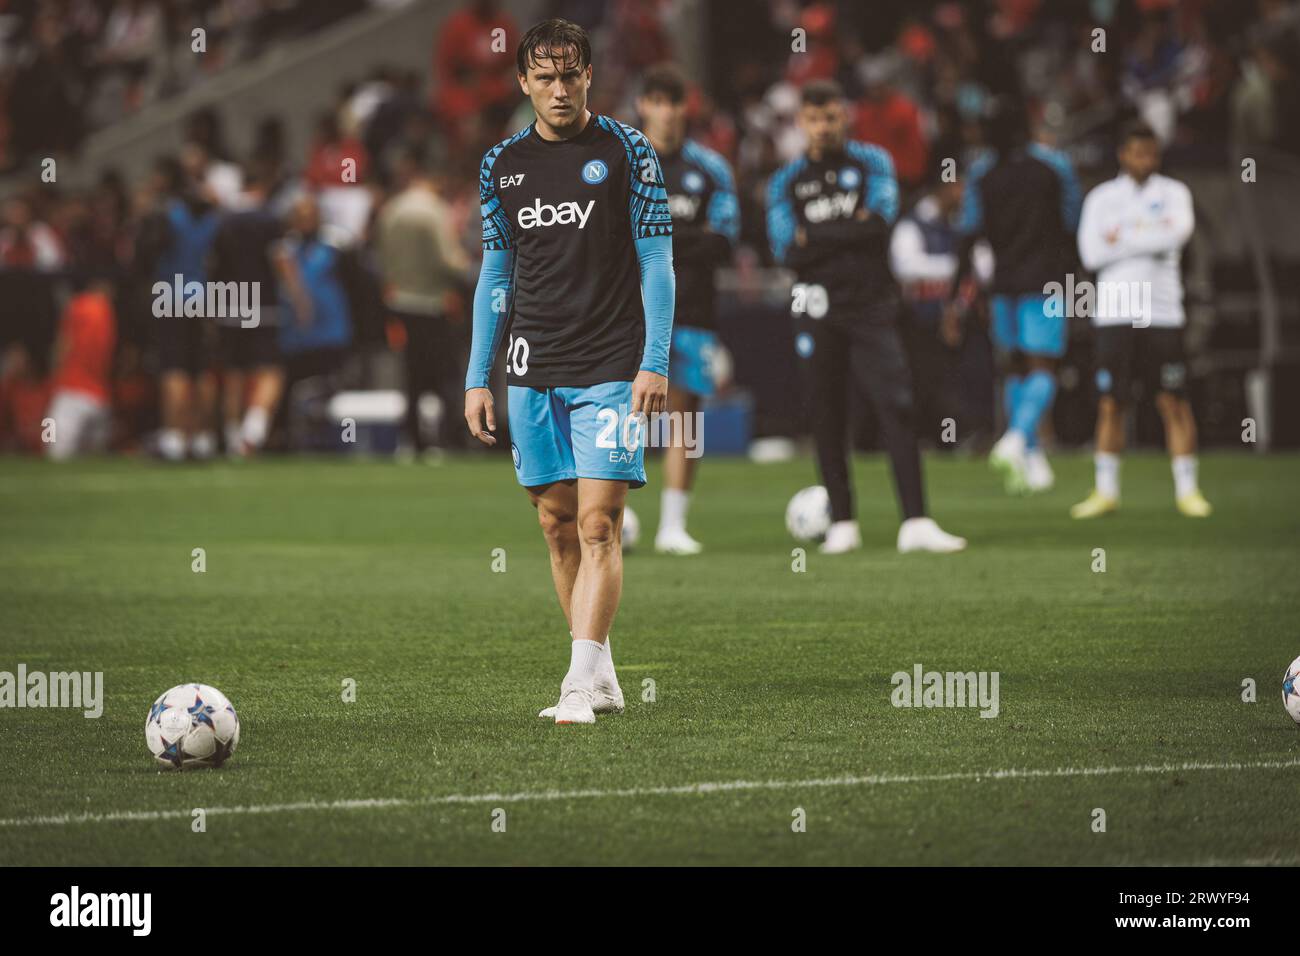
left=1, top=451, right=1297, bottom=865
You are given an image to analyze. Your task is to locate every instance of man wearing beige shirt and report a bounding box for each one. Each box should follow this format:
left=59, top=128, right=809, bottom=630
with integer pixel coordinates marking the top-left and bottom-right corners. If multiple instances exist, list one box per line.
left=376, top=145, right=472, bottom=454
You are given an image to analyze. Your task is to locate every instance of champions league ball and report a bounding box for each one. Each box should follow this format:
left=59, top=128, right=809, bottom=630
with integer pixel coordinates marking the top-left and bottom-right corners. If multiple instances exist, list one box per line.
left=1284, top=656, right=1300, bottom=725
left=786, top=486, right=832, bottom=542
left=621, top=506, right=640, bottom=552
left=145, top=683, right=240, bottom=770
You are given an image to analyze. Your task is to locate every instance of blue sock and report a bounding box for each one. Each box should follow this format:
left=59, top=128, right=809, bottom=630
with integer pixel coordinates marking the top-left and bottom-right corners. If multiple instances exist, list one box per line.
left=1011, top=370, right=1056, bottom=440
left=1003, top=375, right=1022, bottom=434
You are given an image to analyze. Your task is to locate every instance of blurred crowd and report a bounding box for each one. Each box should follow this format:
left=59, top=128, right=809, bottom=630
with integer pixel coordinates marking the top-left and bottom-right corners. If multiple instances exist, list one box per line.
left=1, top=0, right=1298, bottom=458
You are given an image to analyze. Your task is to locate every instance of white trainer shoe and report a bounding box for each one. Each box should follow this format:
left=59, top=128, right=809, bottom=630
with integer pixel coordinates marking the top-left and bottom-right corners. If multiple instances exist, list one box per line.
left=1025, top=450, right=1054, bottom=493
left=819, top=519, right=861, bottom=554
left=989, top=430, right=1029, bottom=495
left=654, top=526, right=703, bottom=555
left=552, top=686, right=596, bottom=724
left=897, top=517, right=967, bottom=554
left=540, top=676, right=623, bottom=719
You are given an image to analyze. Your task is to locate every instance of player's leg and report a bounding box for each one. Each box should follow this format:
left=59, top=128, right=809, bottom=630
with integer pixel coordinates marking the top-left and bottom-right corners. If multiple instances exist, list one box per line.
left=655, top=326, right=713, bottom=554
left=796, top=321, right=857, bottom=552
left=853, top=322, right=966, bottom=554
left=1005, top=294, right=1063, bottom=493
left=1148, top=329, right=1210, bottom=516
left=1072, top=327, right=1128, bottom=518
left=987, top=295, right=1029, bottom=492
left=222, top=368, right=246, bottom=456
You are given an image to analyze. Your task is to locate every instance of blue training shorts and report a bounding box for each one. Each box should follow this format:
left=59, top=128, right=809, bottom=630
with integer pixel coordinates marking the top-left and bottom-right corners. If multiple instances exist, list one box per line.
left=990, top=293, right=1066, bottom=358
left=507, top=380, right=647, bottom=489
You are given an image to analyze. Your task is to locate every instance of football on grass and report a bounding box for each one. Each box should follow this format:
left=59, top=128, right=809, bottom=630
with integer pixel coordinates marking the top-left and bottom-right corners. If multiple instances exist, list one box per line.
left=1284, top=656, right=1300, bottom=724
left=786, top=486, right=831, bottom=542
left=622, top=505, right=640, bottom=552
left=145, top=684, right=240, bottom=770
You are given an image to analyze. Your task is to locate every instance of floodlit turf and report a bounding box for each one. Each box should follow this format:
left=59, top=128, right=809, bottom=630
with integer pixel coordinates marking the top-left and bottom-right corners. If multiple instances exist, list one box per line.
left=0, top=450, right=1297, bottom=866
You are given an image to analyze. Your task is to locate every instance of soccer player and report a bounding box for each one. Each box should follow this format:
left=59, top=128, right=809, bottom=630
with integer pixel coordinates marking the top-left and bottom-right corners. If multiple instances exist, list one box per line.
left=957, top=106, right=1081, bottom=494
left=464, top=19, right=675, bottom=724
left=1071, top=121, right=1211, bottom=519
left=766, top=80, right=965, bottom=555
left=635, top=63, right=738, bottom=555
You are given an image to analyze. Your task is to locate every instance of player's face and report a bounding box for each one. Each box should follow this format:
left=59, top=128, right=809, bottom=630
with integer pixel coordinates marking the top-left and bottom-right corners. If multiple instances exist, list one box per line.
left=519, top=47, right=591, bottom=132
left=798, top=100, right=847, bottom=154
left=1119, top=136, right=1160, bottom=182
left=637, top=91, right=686, bottom=146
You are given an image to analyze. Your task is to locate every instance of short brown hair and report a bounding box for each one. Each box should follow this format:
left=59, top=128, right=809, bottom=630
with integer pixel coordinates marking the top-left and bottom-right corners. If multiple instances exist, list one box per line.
left=517, top=18, right=591, bottom=76
left=800, top=79, right=844, bottom=107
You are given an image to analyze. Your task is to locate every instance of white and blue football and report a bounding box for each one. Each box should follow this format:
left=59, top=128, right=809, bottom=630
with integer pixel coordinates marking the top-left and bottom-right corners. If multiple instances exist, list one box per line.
left=145, top=683, right=240, bottom=770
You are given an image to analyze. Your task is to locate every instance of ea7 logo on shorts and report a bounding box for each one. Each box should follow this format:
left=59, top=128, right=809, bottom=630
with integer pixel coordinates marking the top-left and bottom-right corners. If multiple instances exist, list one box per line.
left=517, top=199, right=595, bottom=230
left=581, top=160, right=608, bottom=184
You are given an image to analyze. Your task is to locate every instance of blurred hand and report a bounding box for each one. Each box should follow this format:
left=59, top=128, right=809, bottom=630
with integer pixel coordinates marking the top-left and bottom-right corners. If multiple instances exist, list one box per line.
left=464, top=387, right=497, bottom=446
left=631, top=370, right=668, bottom=419
left=941, top=304, right=964, bottom=348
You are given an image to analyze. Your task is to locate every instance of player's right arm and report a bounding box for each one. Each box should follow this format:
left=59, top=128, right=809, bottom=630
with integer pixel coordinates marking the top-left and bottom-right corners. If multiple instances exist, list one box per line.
left=464, top=148, right=516, bottom=446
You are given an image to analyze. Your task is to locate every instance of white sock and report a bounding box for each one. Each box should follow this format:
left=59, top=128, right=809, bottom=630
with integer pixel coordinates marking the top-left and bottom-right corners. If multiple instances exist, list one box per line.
left=1095, top=452, right=1120, bottom=498
left=159, top=428, right=186, bottom=460
left=225, top=422, right=243, bottom=452
left=562, top=639, right=604, bottom=692
left=1172, top=455, right=1198, bottom=498
left=242, top=406, right=270, bottom=449
left=190, top=431, right=216, bottom=459
left=660, top=488, right=689, bottom=533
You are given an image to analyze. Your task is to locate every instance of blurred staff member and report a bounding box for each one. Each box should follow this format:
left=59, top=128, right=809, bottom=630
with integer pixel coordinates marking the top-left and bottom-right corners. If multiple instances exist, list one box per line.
left=766, top=79, right=965, bottom=555
left=276, top=195, right=356, bottom=399
left=139, top=149, right=222, bottom=460
left=0, top=194, right=65, bottom=383
left=636, top=63, right=738, bottom=555
left=46, top=275, right=118, bottom=460
left=375, top=145, right=471, bottom=455
left=1071, top=121, right=1210, bottom=520
left=890, top=167, right=995, bottom=449
left=211, top=161, right=288, bottom=457
left=956, top=104, right=1081, bottom=495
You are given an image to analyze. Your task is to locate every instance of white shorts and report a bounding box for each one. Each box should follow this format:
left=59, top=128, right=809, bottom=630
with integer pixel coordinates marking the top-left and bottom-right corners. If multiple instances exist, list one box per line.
left=45, top=390, right=111, bottom=460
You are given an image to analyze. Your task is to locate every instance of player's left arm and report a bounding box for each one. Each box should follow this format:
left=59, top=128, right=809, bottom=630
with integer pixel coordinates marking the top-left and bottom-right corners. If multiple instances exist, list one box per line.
left=627, top=130, right=675, bottom=417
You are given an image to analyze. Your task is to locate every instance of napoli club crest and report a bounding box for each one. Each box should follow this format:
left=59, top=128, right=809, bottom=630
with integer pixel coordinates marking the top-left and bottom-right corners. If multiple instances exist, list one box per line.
left=795, top=332, right=815, bottom=358
left=581, top=160, right=608, bottom=185
left=511, top=443, right=521, bottom=469
left=682, top=170, right=706, bottom=194
left=838, top=166, right=861, bottom=189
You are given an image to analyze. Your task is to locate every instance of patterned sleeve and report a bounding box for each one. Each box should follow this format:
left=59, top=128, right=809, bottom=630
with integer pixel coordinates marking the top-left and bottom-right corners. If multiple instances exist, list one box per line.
left=602, top=117, right=673, bottom=239
left=846, top=141, right=899, bottom=225
left=479, top=143, right=515, bottom=252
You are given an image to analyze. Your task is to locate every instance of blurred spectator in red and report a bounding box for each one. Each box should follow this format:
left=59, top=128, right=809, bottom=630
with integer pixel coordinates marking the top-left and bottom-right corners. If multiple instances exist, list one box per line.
left=785, top=2, right=839, bottom=87
left=433, top=0, right=517, bottom=158
left=854, top=56, right=928, bottom=189
left=46, top=279, right=118, bottom=460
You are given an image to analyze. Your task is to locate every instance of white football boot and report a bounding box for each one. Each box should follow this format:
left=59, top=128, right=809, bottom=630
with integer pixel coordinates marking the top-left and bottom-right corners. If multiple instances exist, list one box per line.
left=540, top=636, right=624, bottom=718
left=988, top=430, right=1029, bottom=495
left=819, top=519, right=862, bottom=554
left=552, top=684, right=596, bottom=725
left=654, top=526, right=703, bottom=555
left=1024, top=450, right=1055, bottom=493
left=897, top=517, right=967, bottom=553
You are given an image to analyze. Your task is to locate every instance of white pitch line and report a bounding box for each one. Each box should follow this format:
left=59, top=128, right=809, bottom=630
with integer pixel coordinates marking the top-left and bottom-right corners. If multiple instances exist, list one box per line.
left=3, top=757, right=1298, bottom=829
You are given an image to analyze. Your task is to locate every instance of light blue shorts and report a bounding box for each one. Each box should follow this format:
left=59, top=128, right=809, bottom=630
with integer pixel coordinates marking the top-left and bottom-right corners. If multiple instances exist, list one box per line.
left=507, top=381, right=647, bottom=489
left=990, top=293, right=1066, bottom=358
left=670, top=326, right=718, bottom=398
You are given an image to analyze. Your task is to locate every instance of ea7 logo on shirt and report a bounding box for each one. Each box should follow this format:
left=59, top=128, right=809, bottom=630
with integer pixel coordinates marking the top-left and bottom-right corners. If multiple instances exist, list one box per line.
left=517, top=198, right=595, bottom=230
left=499, top=173, right=525, bottom=188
